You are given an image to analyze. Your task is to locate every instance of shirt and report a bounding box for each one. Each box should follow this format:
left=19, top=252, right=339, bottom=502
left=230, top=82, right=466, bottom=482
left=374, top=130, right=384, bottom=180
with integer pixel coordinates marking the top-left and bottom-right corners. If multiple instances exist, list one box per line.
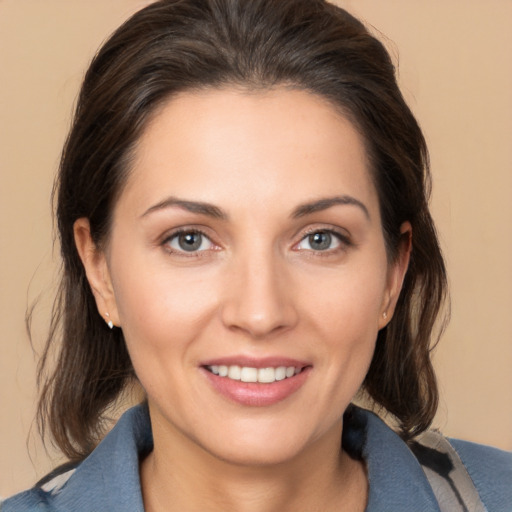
left=2, top=403, right=511, bottom=511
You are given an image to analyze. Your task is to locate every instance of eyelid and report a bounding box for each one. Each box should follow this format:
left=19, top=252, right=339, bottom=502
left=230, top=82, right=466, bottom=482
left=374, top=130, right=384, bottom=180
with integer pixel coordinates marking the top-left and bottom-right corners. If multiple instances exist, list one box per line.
left=293, top=225, right=352, bottom=251
left=158, top=224, right=352, bottom=256
left=161, top=226, right=219, bottom=256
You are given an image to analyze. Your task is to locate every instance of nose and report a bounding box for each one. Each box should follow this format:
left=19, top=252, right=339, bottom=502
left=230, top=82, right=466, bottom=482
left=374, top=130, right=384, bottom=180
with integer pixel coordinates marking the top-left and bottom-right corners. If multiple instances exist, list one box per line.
left=220, top=248, right=299, bottom=339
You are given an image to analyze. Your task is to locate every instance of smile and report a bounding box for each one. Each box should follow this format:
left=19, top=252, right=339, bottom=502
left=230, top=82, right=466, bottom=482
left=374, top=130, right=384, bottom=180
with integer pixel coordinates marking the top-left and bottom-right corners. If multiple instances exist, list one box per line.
left=206, top=365, right=302, bottom=383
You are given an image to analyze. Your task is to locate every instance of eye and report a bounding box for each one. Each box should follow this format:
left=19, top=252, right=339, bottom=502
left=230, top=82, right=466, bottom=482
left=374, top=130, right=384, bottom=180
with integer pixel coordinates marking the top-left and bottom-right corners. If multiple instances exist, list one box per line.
left=165, top=230, right=214, bottom=253
left=296, top=230, right=343, bottom=252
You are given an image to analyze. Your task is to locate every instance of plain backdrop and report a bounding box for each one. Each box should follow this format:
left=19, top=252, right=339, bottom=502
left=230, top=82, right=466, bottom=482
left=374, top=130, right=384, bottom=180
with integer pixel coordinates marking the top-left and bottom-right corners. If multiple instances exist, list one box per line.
left=1, top=0, right=511, bottom=498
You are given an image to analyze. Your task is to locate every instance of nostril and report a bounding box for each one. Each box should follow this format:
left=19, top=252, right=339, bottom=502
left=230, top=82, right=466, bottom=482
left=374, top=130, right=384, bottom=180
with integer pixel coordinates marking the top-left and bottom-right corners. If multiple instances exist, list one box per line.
left=219, top=261, right=299, bottom=337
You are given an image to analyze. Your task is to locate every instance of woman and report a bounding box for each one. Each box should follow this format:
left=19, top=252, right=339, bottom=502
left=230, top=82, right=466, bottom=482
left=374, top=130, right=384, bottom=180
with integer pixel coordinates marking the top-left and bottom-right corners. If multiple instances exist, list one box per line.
left=2, top=0, right=510, bottom=510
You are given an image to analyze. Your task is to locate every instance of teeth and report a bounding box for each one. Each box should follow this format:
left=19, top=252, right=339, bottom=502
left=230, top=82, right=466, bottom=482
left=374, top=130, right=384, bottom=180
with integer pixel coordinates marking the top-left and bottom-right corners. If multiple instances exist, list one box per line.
left=275, top=367, right=286, bottom=381
left=228, top=365, right=241, bottom=380
left=207, top=365, right=302, bottom=383
left=258, top=367, right=275, bottom=383
left=240, top=367, right=258, bottom=382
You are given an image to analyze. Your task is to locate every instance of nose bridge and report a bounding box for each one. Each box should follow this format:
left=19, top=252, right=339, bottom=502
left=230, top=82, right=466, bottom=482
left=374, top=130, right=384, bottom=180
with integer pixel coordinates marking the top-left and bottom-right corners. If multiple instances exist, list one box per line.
left=221, top=240, right=297, bottom=337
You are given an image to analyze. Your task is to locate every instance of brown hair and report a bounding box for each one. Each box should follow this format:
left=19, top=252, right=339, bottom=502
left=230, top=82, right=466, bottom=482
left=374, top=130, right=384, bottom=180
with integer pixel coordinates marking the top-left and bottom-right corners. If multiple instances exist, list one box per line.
left=37, top=0, right=448, bottom=461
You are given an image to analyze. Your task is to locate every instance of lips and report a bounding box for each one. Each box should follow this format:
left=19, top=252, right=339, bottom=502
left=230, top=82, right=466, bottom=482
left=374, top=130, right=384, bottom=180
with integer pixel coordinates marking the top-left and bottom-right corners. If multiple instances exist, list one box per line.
left=201, top=357, right=311, bottom=406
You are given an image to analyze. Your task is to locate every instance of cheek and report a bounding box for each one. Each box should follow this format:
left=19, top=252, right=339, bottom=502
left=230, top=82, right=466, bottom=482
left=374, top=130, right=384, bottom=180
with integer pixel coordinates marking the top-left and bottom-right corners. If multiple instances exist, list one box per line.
left=110, top=256, right=220, bottom=357
left=301, top=260, right=387, bottom=380
left=110, top=263, right=222, bottom=404
left=304, top=261, right=387, bottom=334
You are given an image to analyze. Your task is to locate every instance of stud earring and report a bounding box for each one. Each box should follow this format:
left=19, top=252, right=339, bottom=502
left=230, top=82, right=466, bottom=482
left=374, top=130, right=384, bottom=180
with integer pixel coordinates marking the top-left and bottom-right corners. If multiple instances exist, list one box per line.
left=383, top=311, right=388, bottom=319
left=105, top=312, right=114, bottom=329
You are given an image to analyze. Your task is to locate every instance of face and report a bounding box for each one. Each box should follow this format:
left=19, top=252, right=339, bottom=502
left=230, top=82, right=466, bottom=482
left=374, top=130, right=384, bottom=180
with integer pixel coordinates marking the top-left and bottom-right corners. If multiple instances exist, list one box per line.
left=76, top=88, right=409, bottom=467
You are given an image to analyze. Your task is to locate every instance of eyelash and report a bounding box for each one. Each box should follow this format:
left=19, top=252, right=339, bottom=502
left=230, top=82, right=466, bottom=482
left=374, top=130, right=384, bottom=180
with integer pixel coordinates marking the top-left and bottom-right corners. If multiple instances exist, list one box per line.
left=161, top=228, right=217, bottom=257
left=160, top=226, right=352, bottom=257
left=294, top=227, right=352, bottom=254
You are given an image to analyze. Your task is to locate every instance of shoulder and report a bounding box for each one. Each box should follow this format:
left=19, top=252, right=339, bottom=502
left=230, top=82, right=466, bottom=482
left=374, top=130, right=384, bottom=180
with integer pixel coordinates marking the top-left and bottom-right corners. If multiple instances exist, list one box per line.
left=1, top=489, right=51, bottom=511
left=448, top=438, right=512, bottom=511
left=1, top=404, right=151, bottom=512
left=347, top=405, right=512, bottom=511
left=0, top=465, right=77, bottom=511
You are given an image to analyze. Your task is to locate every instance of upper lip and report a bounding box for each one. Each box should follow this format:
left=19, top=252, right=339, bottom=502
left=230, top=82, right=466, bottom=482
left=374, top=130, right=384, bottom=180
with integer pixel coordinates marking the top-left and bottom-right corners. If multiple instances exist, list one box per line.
left=200, top=355, right=311, bottom=369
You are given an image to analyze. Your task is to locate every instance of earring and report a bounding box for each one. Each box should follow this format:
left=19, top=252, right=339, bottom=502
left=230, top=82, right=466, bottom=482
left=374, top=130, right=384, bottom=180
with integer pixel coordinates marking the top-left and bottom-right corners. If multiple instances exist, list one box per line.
left=105, top=312, right=114, bottom=329
left=383, top=311, right=388, bottom=319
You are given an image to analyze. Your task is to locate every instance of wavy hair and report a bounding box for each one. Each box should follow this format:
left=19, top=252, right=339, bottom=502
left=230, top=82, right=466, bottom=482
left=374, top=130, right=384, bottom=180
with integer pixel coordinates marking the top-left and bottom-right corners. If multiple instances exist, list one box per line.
left=36, top=0, right=448, bottom=461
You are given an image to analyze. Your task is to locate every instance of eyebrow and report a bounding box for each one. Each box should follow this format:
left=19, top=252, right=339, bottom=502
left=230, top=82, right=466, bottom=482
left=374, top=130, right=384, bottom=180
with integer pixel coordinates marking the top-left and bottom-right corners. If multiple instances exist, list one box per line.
left=141, top=194, right=369, bottom=221
left=292, top=195, right=370, bottom=220
left=141, top=197, right=228, bottom=220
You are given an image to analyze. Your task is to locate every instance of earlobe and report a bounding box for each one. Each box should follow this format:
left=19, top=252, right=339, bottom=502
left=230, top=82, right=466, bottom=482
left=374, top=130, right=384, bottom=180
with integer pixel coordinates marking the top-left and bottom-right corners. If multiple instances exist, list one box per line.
left=73, top=218, right=120, bottom=327
left=379, top=221, right=412, bottom=328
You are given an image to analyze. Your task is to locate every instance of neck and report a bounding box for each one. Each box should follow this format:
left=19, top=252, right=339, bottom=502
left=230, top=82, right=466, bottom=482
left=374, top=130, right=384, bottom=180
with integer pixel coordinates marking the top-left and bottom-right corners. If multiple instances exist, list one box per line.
left=140, top=415, right=367, bottom=512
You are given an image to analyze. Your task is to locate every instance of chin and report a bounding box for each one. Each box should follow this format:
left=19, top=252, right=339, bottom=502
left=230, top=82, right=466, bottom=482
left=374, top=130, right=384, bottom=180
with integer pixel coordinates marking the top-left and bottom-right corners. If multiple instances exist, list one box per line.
left=193, top=416, right=333, bottom=468
left=206, top=438, right=308, bottom=467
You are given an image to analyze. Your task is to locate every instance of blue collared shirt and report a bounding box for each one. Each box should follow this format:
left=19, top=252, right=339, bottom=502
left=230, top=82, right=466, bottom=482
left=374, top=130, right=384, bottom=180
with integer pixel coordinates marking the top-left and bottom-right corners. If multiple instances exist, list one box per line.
left=2, top=404, right=511, bottom=511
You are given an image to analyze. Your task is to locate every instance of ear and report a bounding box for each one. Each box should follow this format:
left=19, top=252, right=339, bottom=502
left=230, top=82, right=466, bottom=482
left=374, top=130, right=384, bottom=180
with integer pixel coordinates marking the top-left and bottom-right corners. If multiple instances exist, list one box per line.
left=378, top=221, right=412, bottom=329
left=74, top=218, right=120, bottom=328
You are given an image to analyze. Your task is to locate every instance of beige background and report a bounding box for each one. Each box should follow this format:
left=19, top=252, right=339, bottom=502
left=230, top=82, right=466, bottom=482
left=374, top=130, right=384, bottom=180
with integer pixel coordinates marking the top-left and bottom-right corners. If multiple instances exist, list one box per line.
left=1, top=0, right=511, bottom=498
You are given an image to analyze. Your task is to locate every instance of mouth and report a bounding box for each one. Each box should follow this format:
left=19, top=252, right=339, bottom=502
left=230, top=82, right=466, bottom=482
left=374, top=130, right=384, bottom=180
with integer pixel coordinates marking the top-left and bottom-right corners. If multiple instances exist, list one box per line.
left=200, top=359, right=311, bottom=406
left=205, top=365, right=304, bottom=384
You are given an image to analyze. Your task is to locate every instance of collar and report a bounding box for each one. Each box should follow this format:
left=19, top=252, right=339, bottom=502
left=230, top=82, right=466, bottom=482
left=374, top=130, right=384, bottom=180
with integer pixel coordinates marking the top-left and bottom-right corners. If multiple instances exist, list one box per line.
left=344, top=405, right=441, bottom=511
left=49, top=404, right=152, bottom=512
left=47, top=403, right=440, bottom=512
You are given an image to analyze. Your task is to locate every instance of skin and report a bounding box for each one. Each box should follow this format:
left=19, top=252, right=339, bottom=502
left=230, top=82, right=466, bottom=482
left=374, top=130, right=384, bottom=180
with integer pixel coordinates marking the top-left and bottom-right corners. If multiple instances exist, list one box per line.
left=75, top=88, right=411, bottom=512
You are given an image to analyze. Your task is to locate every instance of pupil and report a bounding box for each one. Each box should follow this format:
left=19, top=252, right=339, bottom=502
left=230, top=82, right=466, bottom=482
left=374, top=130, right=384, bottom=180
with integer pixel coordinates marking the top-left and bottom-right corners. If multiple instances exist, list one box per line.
left=309, top=231, right=331, bottom=251
left=178, top=232, right=202, bottom=251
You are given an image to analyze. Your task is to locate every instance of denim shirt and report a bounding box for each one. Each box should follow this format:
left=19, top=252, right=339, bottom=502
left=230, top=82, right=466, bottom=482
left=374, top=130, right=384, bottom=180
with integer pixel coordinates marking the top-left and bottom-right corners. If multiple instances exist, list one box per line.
left=2, top=404, right=511, bottom=511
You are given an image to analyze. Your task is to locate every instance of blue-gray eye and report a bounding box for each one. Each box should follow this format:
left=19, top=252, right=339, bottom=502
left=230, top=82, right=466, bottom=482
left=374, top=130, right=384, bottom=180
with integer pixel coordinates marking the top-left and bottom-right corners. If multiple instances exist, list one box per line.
left=297, top=230, right=341, bottom=251
left=168, top=231, right=212, bottom=252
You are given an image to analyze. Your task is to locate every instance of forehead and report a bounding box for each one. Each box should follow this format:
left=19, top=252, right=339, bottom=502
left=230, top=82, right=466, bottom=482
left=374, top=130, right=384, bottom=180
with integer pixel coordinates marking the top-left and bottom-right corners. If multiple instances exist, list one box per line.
left=119, top=87, right=378, bottom=219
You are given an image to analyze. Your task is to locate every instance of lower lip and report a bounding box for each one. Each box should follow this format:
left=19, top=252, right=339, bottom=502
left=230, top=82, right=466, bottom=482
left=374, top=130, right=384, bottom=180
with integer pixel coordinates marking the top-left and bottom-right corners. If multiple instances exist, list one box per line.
left=201, top=367, right=311, bottom=407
